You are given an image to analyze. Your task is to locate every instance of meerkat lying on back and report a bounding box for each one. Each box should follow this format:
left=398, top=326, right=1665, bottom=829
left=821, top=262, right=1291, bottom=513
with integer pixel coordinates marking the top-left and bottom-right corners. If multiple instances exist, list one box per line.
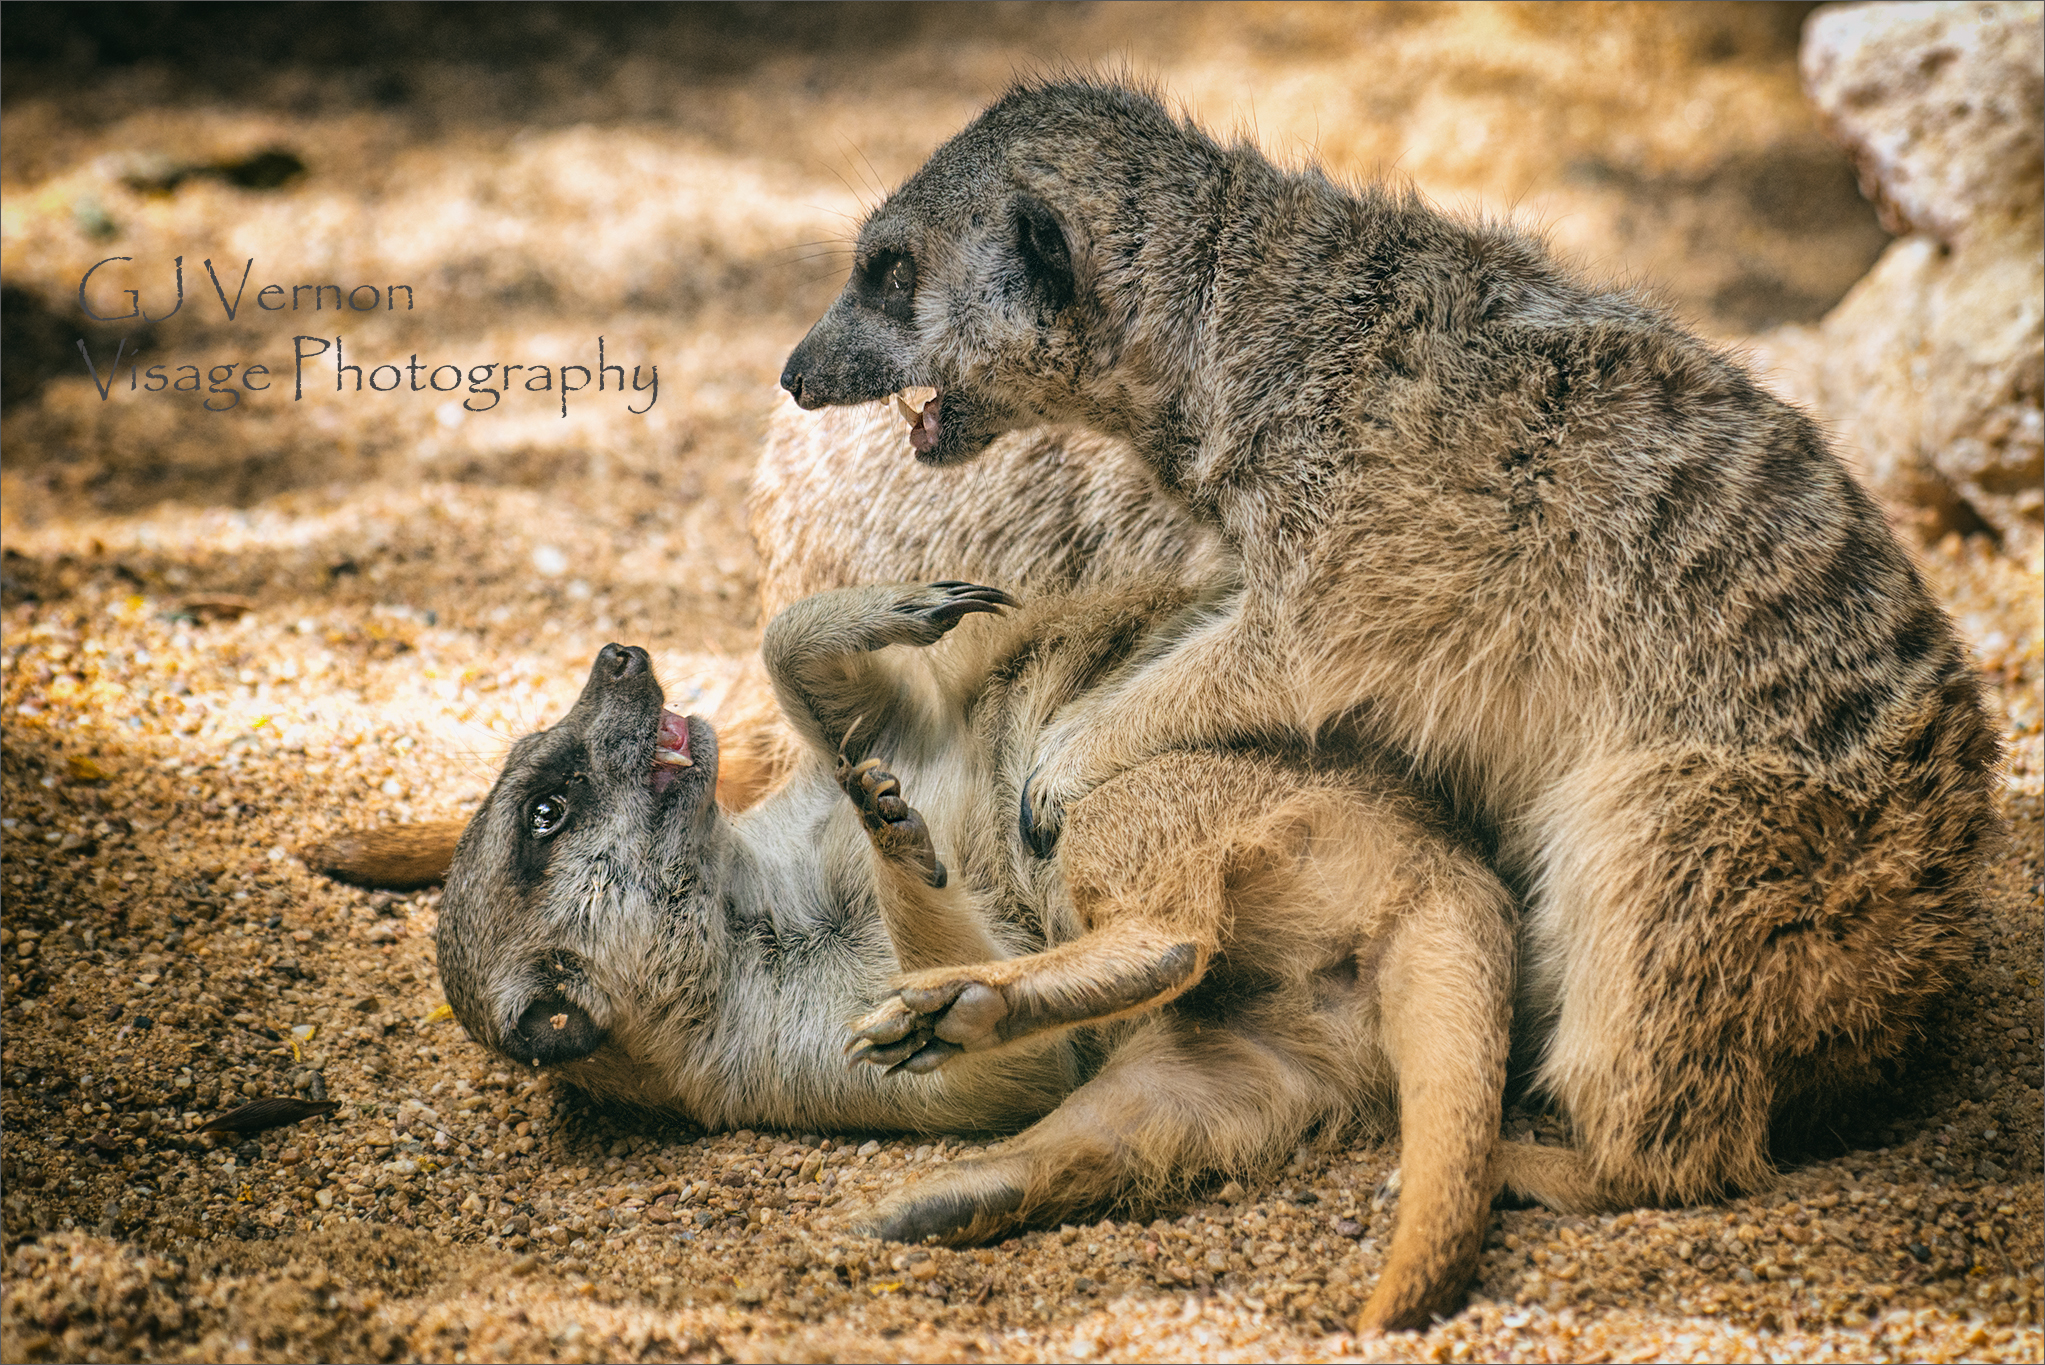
left=436, top=581, right=1516, bottom=1330
left=780, top=78, right=2002, bottom=1211
left=303, top=402, right=1224, bottom=885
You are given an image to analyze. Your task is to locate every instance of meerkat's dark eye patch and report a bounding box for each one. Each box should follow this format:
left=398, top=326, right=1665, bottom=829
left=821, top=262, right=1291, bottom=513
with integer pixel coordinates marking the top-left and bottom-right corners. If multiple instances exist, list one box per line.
left=1012, top=194, right=1074, bottom=315
left=503, top=749, right=587, bottom=884
left=861, top=250, right=917, bottom=323
left=527, top=770, right=588, bottom=841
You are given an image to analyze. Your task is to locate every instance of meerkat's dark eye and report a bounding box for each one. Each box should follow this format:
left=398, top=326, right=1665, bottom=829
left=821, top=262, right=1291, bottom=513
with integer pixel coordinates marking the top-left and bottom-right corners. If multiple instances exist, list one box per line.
left=530, top=795, right=570, bottom=839
left=868, top=251, right=916, bottom=322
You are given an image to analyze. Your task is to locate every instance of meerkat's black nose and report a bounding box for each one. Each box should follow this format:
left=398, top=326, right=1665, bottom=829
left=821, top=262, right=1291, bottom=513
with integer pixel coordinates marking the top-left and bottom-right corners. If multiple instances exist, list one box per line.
left=596, top=643, right=649, bottom=682
left=779, top=359, right=807, bottom=407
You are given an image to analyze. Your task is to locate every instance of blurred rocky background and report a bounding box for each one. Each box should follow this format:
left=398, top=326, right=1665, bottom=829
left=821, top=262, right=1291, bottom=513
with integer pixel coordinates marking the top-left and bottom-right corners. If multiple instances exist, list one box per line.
left=1760, top=0, right=2043, bottom=557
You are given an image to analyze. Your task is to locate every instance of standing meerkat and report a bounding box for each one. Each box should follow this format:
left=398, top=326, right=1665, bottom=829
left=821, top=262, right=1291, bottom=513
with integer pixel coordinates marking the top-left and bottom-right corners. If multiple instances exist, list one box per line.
left=779, top=78, right=2003, bottom=1210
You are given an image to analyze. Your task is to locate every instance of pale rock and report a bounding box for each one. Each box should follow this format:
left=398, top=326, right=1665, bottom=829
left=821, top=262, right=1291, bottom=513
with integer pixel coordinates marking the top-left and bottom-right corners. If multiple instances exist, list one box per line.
left=1768, top=2, right=2045, bottom=553
left=1803, top=1, right=2043, bottom=244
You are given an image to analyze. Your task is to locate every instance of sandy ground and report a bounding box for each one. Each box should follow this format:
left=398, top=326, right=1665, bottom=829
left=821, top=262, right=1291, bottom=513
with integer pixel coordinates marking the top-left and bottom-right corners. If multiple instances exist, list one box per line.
left=0, top=4, right=2039, bottom=1361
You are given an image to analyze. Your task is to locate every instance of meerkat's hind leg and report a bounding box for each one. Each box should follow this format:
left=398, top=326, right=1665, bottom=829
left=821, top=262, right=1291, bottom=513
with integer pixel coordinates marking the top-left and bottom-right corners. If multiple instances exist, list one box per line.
left=1491, top=1140, right=1617, bottom=1216
left=852, top=1008, right=1332, bottom=1247
left=853, top=1157, right=1031, bottom=1245
left=838, top=754, right=947, bottom=888
left=846, top=918, right=1205, bottom=1073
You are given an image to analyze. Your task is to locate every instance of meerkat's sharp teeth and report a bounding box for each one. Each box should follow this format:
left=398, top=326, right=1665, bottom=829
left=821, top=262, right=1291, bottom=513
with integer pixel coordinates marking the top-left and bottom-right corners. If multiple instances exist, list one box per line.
left=894, top=393, right=920, bottom=424
left=652, top=747, right=693, bottom=768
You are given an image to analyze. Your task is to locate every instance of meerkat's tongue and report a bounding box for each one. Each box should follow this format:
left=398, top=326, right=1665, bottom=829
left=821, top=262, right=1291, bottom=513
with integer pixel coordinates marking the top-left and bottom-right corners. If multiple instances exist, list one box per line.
left=650, top=709, right=692, bottom=793
left=893, top=387, right=941, bottom=453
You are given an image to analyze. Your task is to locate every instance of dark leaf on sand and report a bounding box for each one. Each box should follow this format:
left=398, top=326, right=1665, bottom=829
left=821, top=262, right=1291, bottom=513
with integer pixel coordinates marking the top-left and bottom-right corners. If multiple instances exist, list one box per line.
left=200, top=1098, right=339, bottom=1135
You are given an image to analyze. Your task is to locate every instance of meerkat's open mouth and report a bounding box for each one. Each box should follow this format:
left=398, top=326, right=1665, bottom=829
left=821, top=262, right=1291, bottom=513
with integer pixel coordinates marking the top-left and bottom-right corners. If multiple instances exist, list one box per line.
left=892, top=386, right=942, bottom=454
left=650, top=708, right=693, bottom=793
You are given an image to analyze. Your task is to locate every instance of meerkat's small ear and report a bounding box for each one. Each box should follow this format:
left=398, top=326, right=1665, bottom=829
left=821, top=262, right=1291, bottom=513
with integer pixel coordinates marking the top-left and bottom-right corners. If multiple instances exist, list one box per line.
left=1012, top=193, right=1076, bottom=314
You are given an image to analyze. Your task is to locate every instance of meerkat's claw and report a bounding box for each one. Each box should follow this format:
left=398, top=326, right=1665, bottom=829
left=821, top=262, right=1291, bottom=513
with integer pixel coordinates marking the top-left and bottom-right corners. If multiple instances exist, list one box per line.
left=1373, top=1166, right=1403, bottom=1211
left=1018, top=768, right=1062, bottom=858
left=849, top=1029, right=934, bottom=1070
left=847, top=974, right=1011, bottom=1076
left=849, top=997, right=922, bottom=1047
left=903, top=581, right=1018, bottom=634
left=885, top=1039, right=965, bottom=1076
left=851, top=976, right=1013, bottom=1070
left=898, top=980, right=1009, bottom=1049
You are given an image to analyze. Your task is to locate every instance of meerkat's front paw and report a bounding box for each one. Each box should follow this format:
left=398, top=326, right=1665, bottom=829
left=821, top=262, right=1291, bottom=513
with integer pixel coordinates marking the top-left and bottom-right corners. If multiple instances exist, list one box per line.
left=879, top=581, right=1019, bottom=647
left=1018, top=712, right=1127, bottom=857
left=846, top=973, right=1011, bottom=1075
left=1017, top=765, right=1065, bottom=859
left=837, top=756, right=947, bottom=888
left=1018, top=743, right=1099, bottom=858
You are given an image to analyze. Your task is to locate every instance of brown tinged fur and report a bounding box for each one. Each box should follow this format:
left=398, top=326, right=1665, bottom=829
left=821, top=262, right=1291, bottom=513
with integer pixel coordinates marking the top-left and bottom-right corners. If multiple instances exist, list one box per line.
left=847, top=741, right=1518, bottom=1333
left=301, top=818, right=469, bottom=891
left=780, top=77, right=2003, bottom=1213
left=434, top=581, right=1518, bottom=1330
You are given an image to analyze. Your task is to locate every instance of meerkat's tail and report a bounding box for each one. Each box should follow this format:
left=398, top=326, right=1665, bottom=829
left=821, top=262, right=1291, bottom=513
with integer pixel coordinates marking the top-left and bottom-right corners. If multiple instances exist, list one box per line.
left=301, top=820, right=466, bottom=890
